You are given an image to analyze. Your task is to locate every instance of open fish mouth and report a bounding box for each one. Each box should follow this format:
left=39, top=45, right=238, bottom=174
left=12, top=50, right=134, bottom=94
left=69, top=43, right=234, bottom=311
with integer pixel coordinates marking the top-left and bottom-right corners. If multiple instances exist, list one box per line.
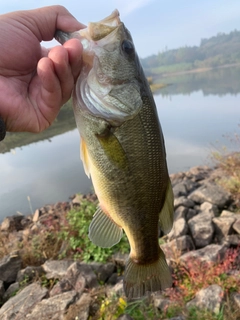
left=55, top=10, right=121, bottom=52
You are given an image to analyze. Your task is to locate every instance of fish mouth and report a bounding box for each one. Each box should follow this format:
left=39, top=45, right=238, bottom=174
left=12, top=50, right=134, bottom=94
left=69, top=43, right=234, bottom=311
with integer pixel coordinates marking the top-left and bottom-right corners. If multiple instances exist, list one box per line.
left=80, top=9, right=121, bottom=42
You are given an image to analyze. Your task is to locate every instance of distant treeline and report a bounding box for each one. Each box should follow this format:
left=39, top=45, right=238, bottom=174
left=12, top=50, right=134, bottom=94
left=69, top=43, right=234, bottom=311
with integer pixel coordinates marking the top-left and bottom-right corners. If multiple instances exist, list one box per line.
left=141, top=30, right=240, bottom=75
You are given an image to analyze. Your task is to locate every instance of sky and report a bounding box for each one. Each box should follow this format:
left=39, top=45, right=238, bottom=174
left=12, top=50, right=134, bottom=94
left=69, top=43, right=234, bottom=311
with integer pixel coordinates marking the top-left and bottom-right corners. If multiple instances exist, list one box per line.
left=1, top=0, right=240, bottom=58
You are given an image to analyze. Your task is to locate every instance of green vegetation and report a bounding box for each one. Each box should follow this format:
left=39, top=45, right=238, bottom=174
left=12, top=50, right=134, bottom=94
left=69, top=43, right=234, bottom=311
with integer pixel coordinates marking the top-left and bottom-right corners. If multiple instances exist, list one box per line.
left=59, top=199, right=129, bottom=263
left=141, top=30, right=240, bottom=76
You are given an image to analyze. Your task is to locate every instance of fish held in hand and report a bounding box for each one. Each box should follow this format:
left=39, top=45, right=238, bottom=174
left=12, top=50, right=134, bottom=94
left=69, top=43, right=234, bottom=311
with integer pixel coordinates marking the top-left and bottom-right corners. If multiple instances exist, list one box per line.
left=55, top=9, right=174, bottom=299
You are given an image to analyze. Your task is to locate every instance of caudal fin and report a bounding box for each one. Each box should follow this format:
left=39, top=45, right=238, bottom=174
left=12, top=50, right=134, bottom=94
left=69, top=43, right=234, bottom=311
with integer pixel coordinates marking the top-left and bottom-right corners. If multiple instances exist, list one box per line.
left=123, top=249, right=172, bottom=299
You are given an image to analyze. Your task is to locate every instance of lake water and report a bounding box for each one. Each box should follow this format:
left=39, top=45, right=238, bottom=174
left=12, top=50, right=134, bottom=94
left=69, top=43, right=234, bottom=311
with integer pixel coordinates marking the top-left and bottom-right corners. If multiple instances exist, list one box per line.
left=0, top=66, right=240, bottom=221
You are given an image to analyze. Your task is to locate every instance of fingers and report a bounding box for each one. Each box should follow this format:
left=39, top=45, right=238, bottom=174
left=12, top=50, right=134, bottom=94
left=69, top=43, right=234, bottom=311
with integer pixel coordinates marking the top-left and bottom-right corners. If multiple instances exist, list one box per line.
left=21, top=5, right=85, bottom=42
left=63, top=39, right=83, bottom=82
left=37, top=39, right=82, bottom=107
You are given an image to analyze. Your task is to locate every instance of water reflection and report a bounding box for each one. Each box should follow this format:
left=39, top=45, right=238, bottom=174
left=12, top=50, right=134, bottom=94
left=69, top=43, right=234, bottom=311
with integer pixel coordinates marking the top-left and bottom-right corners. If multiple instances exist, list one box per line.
left=0, top=66, right=240, bottom=220
left=155, top=65, right=240, bottom=97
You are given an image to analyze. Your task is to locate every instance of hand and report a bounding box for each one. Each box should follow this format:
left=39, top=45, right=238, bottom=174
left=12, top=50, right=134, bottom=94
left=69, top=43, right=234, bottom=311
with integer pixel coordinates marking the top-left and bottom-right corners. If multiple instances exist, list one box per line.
left=0, top=5, right=84, bottom=132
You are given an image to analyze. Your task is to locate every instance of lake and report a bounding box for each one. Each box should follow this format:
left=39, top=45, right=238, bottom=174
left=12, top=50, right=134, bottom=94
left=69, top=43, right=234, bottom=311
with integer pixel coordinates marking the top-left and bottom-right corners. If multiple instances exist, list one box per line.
left=0, top=66, right=240, bottom=221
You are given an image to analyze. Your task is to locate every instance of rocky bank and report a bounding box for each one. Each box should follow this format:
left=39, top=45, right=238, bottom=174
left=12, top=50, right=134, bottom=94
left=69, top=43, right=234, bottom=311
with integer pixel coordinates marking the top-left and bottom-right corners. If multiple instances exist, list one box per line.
left=0, top=166, right=239, bottom=319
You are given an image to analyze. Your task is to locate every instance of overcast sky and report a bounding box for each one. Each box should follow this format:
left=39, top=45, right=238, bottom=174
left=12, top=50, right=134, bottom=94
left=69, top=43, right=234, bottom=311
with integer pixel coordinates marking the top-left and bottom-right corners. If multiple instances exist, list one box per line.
left=1, top=0, right=240, bottom=58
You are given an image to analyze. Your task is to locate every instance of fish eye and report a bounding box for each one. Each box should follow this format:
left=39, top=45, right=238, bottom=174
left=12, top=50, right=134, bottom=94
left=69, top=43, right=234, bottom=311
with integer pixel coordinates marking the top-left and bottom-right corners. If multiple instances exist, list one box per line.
left=121, top=40, right=135, bottom=56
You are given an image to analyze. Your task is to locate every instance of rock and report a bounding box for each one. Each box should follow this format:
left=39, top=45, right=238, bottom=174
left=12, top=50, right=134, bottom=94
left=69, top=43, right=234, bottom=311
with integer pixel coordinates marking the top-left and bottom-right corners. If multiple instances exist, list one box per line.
left=188, top=212, right=214, bottom=248
left=90, top=262, right=116, bottom=283
left=0, top=252, right=22, bottom=283
left=222, top=234, right=240, bottom=246
left=0, top=282, right=48, bottom=320
left=232, top=292, right=240, bottom=309
left=221, top=210, right=236, bottom=217
left=174, top=197, right=195, bottom=209
left=107, top=273, right=119, bottom=285
left=3, top=282, right=19, bottom=300
left=112, top=252, right=129, bottom=266
left=186, top=285, right=224, bottom=314
left=153, top=294, right=171, bottom=310
left=172, top=218, right=188, bottom=238
left=17, top=266, right=45, bottom=283
left=212, top=216, right=236, bottom=240
left=1, top=215, right=24, bottom=232
left=162, top=235, right=195, bottom=259
left=42, top=260, right=74, bottom=279
left=66, top=262, right=99, bottom=289
left=188, top=182, right=231, bottom=207
left=108, top=279, right=124, bottom=296
left=174, top=206, right=188, bottom=220
left=173, top=182, right=188, bottom=197
left=65, top=293, right=91, bottom=320
left=186, top=208, right=197, bottom=221
left=170, top=172, right=186, bottom=186
left=72, top=194, right=82, bottom=205
left=0, top=280, right=5, bottom=299
left=50, top=279, right=74, bottom=297
left=187, top=166, right=211, bottom=181
left=233, top=218, right=240, bottom=234
left=200, top=202, right=219, bottom=216
left=184, top=179, right=199, bottom=193
left=180, top=244, right=227, bottom=265
left=26, top=290, right=77, bottom=320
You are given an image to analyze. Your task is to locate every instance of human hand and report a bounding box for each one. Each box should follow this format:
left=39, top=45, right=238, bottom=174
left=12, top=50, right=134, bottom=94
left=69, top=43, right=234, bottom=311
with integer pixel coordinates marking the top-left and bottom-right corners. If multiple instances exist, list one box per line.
left=0, top=5, right=84, bottom=133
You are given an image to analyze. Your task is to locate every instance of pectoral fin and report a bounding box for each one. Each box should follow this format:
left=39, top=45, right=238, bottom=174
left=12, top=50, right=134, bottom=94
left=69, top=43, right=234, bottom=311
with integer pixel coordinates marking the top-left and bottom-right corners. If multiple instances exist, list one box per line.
left=80, top=138, right=90, bottom=178
left=96, top=131, right=128, bottom=169
left=159, top=179, right=174, bottom=234
left=89, top=207, right=123, bottom=248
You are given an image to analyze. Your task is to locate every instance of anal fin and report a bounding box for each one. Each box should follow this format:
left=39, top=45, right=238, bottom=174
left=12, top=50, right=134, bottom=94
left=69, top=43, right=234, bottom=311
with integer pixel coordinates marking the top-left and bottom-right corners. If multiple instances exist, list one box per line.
left=89, top=207, right=123, bottom=248
left=159, top=179, right=174, bottom=234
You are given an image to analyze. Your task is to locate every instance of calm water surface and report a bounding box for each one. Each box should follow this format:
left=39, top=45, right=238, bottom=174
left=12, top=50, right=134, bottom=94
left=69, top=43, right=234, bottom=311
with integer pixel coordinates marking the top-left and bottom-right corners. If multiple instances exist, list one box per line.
left=0, top=67, right=240, bottom=220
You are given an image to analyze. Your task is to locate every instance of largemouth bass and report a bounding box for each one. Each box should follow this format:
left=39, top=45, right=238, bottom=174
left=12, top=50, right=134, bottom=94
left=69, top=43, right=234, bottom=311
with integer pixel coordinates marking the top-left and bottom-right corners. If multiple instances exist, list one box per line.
left=56, top=10, right=174, bottom=299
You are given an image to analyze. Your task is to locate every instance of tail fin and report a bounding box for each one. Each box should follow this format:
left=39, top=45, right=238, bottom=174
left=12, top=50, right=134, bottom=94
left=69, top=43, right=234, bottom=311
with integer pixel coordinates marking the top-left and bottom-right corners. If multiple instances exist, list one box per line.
left=123, top=249, right=172, bottom=299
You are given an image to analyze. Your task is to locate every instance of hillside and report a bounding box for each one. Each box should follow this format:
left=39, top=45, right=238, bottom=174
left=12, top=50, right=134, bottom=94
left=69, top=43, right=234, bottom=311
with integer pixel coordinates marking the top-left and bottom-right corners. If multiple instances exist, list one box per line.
left=141, top=30, right=240, bottom=75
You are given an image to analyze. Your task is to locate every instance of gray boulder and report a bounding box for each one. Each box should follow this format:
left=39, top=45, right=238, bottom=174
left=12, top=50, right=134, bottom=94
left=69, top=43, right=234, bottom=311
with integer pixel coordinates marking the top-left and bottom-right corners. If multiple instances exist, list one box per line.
left=162, top=235, right=195, bottom=259
left=26, top=290, right=77, bottom=320
left=188, top=212, right=214, bottom=248
left=174, top=197, right=195, bottom=209
left=186, top=284, right=224, bottom=314
left=233, top=218, right=240, bottom=234
left=42, top=260, right=74, bottom=279
left=212, top=216, right=236, bottom=241
left=0, top=282, right=48, bottom=320
left=0, top=252, right=22, bottom=283
left=188, top=182, right=231, bottom=207
left=180, top=244, right=227, bottom=265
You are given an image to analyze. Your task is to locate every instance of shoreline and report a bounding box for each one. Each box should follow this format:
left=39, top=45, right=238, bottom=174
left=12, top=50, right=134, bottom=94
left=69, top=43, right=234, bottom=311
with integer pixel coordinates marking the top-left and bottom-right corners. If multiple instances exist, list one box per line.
left=0, top=164, right=239, bottom=319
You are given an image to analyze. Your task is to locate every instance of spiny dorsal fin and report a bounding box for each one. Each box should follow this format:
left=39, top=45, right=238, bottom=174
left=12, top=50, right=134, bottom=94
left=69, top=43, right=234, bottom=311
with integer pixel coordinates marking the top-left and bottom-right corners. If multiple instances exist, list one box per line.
left=80, top=138, right=90, bottom=178
left=159, top=179, right=174, bottom=234
left=89, top=207, right=123, bottom=248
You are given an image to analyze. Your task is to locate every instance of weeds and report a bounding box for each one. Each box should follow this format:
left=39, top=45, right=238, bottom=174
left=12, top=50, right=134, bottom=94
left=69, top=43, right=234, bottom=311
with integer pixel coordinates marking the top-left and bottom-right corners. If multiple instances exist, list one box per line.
left=60, top=200, right=129, bottom=263
left=211, top=123, right=240, bottom=207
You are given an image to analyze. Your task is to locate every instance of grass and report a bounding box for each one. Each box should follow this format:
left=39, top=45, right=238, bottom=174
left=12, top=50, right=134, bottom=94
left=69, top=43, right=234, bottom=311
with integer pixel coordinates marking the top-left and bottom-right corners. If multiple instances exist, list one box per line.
left=211, top=125, right=240, bottom=208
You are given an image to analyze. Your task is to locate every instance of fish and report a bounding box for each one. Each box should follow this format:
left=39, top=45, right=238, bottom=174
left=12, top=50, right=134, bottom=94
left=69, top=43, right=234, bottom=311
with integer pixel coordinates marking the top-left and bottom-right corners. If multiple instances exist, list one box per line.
left=55, top=9, right=174, bottom=299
